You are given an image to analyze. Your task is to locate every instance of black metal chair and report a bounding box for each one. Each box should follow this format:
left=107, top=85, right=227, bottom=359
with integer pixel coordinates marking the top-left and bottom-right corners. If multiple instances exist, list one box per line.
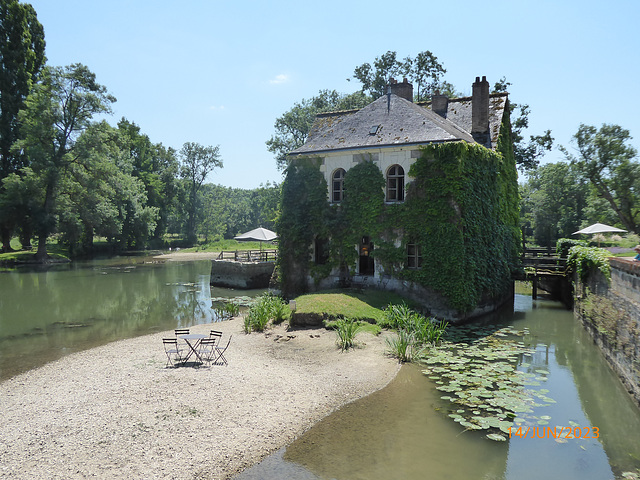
left=174, top=328, right=190, bottom=336
left=209, top=330, right=223, bottom=345
left=213, top=335, right=232, bottom=366
left=162, top=338, right=184, bottom=367
left=197, top=338, right=218, bottom=364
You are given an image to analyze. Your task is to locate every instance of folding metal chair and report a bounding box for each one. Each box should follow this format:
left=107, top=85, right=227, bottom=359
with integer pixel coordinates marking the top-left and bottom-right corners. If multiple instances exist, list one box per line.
left=197, top=338, right=218, bottom=365
left=162, top=338, right=184, bottom=367
left=209, top=330, right=223, bottom=346
left=213, top=335, right=232, bottom=366
left=174, top=328, right=190, bottom=336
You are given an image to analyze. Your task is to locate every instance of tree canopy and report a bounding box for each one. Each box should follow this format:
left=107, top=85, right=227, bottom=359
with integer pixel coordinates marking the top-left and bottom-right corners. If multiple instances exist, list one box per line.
left=561, top=123, right=639, bottom=235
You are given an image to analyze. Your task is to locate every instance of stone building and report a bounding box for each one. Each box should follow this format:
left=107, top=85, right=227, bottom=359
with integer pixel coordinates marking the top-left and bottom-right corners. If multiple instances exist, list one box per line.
left=280, top=77, right=519, bottom=320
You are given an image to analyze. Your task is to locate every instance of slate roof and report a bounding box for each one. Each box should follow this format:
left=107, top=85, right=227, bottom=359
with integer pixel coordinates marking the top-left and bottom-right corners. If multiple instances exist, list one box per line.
left=420, top=92, right=508, bottom=150
left=288, top=92, right=508, bottom=157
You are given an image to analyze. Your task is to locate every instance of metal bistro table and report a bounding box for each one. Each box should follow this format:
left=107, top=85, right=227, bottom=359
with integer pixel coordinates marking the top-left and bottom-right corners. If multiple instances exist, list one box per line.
left=179, top=333, right=208, bottom=365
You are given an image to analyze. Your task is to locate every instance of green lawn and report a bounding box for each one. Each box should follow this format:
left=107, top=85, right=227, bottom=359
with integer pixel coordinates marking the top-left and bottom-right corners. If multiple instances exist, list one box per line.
left=181, top=239, right=272, bottom=253
left=293, top=290, right=418, bottom=323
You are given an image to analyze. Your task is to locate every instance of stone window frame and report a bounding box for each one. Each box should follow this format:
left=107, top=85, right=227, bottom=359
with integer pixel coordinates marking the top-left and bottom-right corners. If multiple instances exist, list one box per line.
left=407, top=242, right=422, bottom=269
left=331, top=168, right=346, bottom=203
left=386, top=164, right=405, bottom=202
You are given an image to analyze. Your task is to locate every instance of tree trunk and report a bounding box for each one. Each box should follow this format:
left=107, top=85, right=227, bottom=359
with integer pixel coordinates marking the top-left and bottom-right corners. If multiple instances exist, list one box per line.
left=1, top=225, right=13, bottom=252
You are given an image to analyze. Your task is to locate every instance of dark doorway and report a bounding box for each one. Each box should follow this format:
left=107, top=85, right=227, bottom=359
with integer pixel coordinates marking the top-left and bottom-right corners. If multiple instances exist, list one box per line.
left=359, top=236, right=374, bottom=275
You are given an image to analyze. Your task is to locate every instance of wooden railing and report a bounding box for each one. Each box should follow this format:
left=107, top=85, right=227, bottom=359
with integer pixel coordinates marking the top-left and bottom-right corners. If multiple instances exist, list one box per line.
left=216, top=249, right=278, bottom=262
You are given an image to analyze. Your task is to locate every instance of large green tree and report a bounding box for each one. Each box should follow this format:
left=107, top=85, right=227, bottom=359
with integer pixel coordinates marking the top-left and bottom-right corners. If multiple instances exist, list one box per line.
left=179, top=142, right=222, bottom=245
left=520, top=162, right=590, bottom=246
left=561, top=123, right=640, bottom=234
left=117, top=118, right=178, bottom=245
left=15, top=63, right=116, bottom=261
left=266, top=90, right=370, bottom=171
left=0, top=0, right=45, bottom=251
left=492, top=77, right=553, bottom=170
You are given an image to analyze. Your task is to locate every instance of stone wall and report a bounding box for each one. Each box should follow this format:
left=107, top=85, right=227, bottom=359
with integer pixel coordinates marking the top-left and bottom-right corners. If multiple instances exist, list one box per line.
left=210, top=260, right=275, bottom=289
left=574, top=258, right=640, bottom=405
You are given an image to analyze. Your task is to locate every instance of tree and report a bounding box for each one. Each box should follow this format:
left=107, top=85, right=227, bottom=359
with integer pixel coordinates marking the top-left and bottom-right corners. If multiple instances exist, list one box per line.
left=351, top=50, right=446, bottom=101
left=15, top=63, right=116, bottom=261
left=267, top=90, right=370, bottom=171
left=561, top=123, right=640, bottom=234
left=117, top=118, right=178, bottom=245
left=0, top=0, right=45, bottom=251
left=520, top=162, right=590, bottom=246
left=492, top=77, right=553, bottom=170
left=179, top=142, right=222, bottom=245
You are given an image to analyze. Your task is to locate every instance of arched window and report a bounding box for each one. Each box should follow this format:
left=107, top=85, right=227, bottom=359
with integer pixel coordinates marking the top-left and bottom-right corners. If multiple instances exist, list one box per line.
left=332, top=168, right=346, bottom=203
left=386, top=165, right=404, bottom=202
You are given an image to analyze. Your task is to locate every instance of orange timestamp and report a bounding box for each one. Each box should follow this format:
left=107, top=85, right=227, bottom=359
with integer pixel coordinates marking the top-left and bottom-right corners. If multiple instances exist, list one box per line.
left=509, top=426, right=599, bottom=439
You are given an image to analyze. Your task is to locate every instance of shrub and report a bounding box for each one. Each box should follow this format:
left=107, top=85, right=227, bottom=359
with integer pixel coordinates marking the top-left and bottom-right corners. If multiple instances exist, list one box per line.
left=556, top=238, right=588, bottom=258
left=567, top=246, right=611, bottom=282
left=386, top=329, right=415, bottom=362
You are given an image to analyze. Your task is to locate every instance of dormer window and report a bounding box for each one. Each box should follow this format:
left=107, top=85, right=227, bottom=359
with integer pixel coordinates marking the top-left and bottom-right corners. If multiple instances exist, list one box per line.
left=332, top=168, right=346, bottom=203
left=369, top=125, right=380, bottom=135
left=386, top=164, right=404, bottom=202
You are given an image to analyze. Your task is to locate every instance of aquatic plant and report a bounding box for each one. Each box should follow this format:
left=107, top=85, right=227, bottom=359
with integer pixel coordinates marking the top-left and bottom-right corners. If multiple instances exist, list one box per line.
left=334, top=318, right=364, bottom=351
left=421, top=324, right=556, bottom=441
left=383, top=303, right=447, bottom=362
left=243, top=293, right=290, bottom=333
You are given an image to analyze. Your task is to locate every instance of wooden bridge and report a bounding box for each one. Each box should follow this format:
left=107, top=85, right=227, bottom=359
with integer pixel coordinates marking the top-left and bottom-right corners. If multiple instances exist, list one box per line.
left=515, top=247, right=570, bottom=300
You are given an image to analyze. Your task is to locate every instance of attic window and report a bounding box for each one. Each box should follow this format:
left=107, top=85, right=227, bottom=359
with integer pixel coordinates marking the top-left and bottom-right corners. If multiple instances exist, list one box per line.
left=369, top=125, right=380, bottom=135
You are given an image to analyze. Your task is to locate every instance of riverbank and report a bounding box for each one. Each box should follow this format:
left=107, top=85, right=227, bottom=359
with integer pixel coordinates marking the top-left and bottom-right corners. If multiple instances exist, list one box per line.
left=0, top=317, right=400, bottom=480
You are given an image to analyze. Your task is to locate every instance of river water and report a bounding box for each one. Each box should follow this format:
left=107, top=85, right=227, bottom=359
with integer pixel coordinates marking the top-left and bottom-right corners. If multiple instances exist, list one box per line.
left=237, top=295, right=640, bottom=480
left=0, top=257, right=264, bottom=381
left=1, top=259, right=639, bottom=478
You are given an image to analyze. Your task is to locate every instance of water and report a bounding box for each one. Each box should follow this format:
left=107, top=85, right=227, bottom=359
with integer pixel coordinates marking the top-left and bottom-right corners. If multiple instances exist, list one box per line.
left=237, top=294, right=640, bottom=480
left=0, top=257, right=264, bottom=381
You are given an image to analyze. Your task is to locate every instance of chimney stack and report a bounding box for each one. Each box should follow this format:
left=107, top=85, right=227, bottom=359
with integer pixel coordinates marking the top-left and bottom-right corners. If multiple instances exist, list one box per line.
left=472, top=76, right=490, bottom=143
left=432, top=90, right=449, bottom=118
left=389, top=77, right=414, bottom=102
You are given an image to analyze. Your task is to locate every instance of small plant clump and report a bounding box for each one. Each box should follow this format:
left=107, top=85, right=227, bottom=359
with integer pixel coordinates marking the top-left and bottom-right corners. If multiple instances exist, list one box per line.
left=334, top=318, right=364, bottom=351
left=213, top=302, right=240, bottom=321
left=383, top=303, right=448, bottom=362
left=243, top=293, right=290, bottom=333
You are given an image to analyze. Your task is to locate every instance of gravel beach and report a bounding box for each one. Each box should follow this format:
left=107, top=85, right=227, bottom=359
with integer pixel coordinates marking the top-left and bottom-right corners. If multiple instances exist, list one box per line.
left=0, top=317, right=400, bottom=479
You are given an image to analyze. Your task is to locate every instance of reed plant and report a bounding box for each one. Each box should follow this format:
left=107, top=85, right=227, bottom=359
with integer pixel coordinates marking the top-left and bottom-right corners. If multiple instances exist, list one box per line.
left=382, top=303, right=448, bottom=362
left=243, top=293, right=290, bottom=333
left=334, top=318, right=364, bottom=351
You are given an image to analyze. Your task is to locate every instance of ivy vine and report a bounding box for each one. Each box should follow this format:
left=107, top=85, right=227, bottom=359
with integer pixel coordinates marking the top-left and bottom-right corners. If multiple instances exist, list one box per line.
left=278, top=118, right=520, bottom=314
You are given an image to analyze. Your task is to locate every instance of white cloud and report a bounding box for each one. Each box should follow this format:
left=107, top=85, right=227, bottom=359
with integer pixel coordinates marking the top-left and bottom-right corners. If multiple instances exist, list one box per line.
left=209, top=105, right=225, bottom=111
left=269, top=74, right=289, bottom=85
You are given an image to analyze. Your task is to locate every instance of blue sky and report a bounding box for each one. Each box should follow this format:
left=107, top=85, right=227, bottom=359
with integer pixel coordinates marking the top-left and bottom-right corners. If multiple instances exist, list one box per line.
left=27, top=0, right=640, bottom=189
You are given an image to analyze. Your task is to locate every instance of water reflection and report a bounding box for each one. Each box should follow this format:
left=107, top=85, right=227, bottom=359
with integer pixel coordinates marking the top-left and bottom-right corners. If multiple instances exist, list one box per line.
left=0, top=258, right=264, bottom=381
left=236, top=294, right=640, bottom=480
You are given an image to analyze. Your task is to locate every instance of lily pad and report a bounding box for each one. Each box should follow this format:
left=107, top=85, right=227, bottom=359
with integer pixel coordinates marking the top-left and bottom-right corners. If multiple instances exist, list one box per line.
left=486, top=433, right=507, bottom=442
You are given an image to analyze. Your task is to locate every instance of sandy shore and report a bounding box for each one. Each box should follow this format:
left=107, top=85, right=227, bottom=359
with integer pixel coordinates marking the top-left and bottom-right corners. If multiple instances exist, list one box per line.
left=0, top=317, right=400, bottom=479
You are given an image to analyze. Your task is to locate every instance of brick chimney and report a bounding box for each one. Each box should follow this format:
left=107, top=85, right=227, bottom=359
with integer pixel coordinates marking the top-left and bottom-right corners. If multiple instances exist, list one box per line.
left=432, top=90, right=448, bottom=118
left=389, top=77, right=413, bottom=102
left=472, top=76, right=490, bottom=142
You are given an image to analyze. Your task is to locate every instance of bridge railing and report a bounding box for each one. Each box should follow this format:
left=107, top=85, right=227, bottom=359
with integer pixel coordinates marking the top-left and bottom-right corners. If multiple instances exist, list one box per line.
left=216, top=249, right=278, bottom=262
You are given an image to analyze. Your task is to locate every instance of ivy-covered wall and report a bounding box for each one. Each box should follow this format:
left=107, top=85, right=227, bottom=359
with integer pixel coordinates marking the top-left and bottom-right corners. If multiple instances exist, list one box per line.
left=278, top=119, right=520, bottom=316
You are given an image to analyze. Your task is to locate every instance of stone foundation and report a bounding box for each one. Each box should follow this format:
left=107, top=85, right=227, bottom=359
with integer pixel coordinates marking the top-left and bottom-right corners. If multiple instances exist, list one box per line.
left=210, top=260, right=275, bottom=289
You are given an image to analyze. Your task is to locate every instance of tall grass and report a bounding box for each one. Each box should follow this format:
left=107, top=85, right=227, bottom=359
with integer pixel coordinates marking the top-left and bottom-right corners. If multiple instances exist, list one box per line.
left=382, top=303, right=448, bottom=362
left=243, top=293, right=290, bottom=333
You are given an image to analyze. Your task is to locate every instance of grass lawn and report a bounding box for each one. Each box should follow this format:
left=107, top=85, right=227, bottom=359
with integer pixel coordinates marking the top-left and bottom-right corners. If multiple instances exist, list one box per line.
left=293, top=290, right=418, bottom=324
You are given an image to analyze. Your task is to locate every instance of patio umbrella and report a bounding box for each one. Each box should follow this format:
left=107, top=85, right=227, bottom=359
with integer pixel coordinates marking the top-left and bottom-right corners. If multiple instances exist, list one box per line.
left=234, top=227, right=277, bottom=250
left=572, top=223, right=627, bottom=235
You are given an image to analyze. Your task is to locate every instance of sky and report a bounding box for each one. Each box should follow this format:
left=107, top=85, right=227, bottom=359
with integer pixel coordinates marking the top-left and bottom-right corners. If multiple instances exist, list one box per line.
left=26, top=0, right=640, bottom=189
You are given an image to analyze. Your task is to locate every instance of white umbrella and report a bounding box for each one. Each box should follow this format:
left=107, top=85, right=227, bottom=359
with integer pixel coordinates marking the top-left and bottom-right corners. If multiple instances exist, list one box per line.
left=572, top=223, right=627, bottom=235
left=234, top=227, right=277, bottom=242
